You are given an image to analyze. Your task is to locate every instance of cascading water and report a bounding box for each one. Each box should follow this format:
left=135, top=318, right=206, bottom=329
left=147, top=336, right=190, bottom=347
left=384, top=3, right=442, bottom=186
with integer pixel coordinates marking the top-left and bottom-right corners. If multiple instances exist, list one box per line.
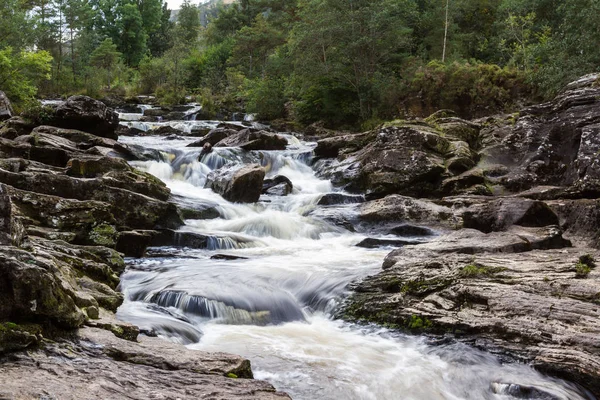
left=116, top=111, right=593, bottom=400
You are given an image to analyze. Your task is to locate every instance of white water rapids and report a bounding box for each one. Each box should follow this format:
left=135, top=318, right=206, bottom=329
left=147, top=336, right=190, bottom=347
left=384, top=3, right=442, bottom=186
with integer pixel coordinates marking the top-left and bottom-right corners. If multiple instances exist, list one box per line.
left=115, top=117, right=593, bottom=400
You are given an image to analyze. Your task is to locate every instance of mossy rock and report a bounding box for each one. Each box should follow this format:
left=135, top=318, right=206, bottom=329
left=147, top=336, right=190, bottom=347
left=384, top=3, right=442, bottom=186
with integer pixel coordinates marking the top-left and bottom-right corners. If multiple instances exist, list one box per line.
left=87, top=223, right=118, bottom=247
left=0, top=322, right=42, bottom=353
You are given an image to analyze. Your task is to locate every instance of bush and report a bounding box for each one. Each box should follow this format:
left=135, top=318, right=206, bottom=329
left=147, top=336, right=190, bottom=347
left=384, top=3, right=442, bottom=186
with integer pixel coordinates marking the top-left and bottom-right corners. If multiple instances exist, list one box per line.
left=400, top=60, right=534, bottom=119
left=245, top=77, right=286, bottom=121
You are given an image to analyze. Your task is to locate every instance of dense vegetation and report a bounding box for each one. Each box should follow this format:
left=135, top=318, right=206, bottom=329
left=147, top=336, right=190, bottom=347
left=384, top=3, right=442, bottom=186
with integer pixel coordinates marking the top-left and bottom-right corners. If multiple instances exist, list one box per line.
left=1, top=0, right=599, bottom=127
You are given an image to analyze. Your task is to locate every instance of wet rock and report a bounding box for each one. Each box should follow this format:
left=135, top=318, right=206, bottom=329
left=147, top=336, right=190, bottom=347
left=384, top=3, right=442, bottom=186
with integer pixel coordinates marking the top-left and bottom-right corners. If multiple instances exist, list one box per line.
left=53, top=96, right=119, bottom=139
left=211, top=254, right=249, bottom=260
left=215, top=129, right=288, bottom=151
left=206, top=164, right=266, bottom=203
left=0, top=91, right=13, bottom=121
left=116, top=230, right=154, bottom=258
left=150, top=229, right=210, bottom=249
left=344, top=241, right=598, bottom=395
left=187, top=128, right=237, bottom=147
left=115, top=124, right=145, bottom=136
left=356, top=238, right=417, bottom=248
left=318, top=193, right=364, bottom=205
left=262, top=175, right=293, bottom=196
left=547, top=198, right=600, bottom=248
left=390, top=224, right=435, bottom=237
left=0, top=327, right=290, bottom=399
left=151, top=125, right=184, bottom=136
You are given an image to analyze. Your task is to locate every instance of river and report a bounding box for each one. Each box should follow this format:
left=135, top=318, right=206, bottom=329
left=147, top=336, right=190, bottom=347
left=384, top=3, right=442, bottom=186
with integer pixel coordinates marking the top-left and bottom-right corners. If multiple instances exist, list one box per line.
left=115, top=112, right=592, bottom=400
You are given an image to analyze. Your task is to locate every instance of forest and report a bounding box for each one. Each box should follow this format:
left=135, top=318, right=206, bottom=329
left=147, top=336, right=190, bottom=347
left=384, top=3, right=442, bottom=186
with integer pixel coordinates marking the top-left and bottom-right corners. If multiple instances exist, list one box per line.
left=1, top=0, right=599, bottom=128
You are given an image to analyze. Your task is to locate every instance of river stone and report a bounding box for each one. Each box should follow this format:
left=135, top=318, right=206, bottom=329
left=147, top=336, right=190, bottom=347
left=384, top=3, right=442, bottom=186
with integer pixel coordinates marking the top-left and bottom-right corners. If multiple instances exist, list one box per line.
left=263, top=175, right=293, bottom=196
left=53, top=95, right=119, bottom=139
left=215, top=129, right=288, bottom=151
left=187, top=128, right=237, bottom=147
left=205, top=163, right=266, bottom=203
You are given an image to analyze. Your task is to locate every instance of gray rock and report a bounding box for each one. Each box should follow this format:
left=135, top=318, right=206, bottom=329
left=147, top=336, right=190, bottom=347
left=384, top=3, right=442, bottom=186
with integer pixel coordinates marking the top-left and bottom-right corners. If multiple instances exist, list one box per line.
left=0, top=326, right=290, bottom=399
left=263, top=175, right=293, bottom=196
left=53, top=96, right=119, bottom=139
left=215, top=129, right=288, bottom=151
left=187, top=128, right=237, bottom=147
left=206, top=164, right=266, bottom=203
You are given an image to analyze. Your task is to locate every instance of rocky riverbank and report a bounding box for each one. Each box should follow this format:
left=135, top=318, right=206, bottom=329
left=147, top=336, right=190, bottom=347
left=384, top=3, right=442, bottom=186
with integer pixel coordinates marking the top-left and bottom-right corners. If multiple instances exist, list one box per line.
left=312, top=74, right=600, bottom=396
left=1, top=73, right=599, bottom=398
left=0, top=94, right=290, bottom=399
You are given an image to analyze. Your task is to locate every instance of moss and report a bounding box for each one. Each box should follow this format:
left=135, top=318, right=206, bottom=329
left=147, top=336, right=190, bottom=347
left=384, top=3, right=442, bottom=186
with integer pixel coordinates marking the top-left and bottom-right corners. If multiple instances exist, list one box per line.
left=406, top=315, right=432, bottom=330
left=88, top=223, right=117, bottom=247
left=460, top=263, right=506, bottom=278
left=579, top=254, right=597, bottom=268
left=575, top=262, right=592, bottom=279
left=0, top=322, right=42, bottom=353
left=226, top=373, right=239, bottom=379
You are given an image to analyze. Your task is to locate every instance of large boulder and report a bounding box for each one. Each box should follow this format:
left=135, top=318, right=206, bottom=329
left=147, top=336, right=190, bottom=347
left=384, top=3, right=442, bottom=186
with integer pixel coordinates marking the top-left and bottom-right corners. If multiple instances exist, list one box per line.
left=0, top=91, right=13, bottom=121
left=205, top=164, right=266, bottom=203
left=480, top=73, right=600, bottom=196
left=187, top=128, right=237, bottom=148
left=215, top=129, right=287, bottom=151
left=53, top=96, right=119, bottom=139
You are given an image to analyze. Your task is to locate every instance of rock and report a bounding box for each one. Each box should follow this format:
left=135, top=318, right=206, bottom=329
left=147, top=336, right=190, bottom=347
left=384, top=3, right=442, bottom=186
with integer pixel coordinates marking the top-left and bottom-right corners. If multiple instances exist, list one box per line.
left=262, top=175, right=293, bottom=196
left=0, top=117, right=35, bottom=139
left=479, top=76, right=600, bottom=196
left=318, top=125, right=452, bottom=198
left=150, top=229, right=210, bottom=249
left=0, top=246, right=85, bottom=328
left=116, top=230, right=154, bottom=258
left=318, top=193, right=364, bottom=205
left=115, top=124, right=145, bottom=137
left=355, top=238, right=417, bottom=248
left=211, top=254, right=249, bottom=260
left=205, top=164, right=266, bottom=203
left=187, top=128, right=237, bottom=147
left=360, top=195, right=457, bottom=227
left=66, top=156, right=130, bottom=178
left=390, top=225, right=435, bottom=237
left=547, top=198, right=600, bottom=248
left=150, top=125, right=184, bottom=136
left=344, top=243, right=599, bottom=395
left=0, top=91, right=13, bottom=121
left=215, top=129, right=288, bottom=151
left=314, top=132, right=372, bottom=158
left=0, top=322, right=40, bottom=353
left=461, top=197, right=559, bottom=233
left=0, top=327, right=290, bottom=399
left=0, top=185, right=25, bottom=246
left=53, top=96, right=119, bottom=139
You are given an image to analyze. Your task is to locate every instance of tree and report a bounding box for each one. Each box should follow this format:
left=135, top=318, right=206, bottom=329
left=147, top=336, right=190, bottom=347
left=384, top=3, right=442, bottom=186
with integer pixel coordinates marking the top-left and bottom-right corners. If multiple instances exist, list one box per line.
left=148, top=2, right=174, bottom=57
left=89, top=38, right=122, bottom=88
left=116, top=3, right=147, bottom=66
left=0, top=0, right=36, bottom=50
left=175, top=0, right=201, bottom=46
left=0, top=47, right=53, bottom=103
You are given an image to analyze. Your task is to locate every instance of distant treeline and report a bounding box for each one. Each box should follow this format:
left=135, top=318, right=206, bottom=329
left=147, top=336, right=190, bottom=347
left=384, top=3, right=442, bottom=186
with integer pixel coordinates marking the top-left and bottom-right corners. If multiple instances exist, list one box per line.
left=1, top=0, right=599, bottom=127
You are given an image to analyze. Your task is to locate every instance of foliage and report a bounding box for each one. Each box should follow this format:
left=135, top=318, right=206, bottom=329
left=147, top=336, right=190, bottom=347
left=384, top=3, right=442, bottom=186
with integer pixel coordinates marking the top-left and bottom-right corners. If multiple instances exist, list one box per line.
left=0, top=47, right=53, bottom=105
left=402, top=60, right=533, bottom=118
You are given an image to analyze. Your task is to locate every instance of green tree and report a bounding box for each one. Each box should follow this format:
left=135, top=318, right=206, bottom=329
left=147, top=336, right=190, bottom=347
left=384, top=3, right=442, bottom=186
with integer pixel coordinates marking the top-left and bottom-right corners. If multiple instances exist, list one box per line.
left=89, top=38, right=122, bottom=88
left=0, top=47, right=53, bottom=104
left=0, top=0, right=36, bottom=49
left=116, top=3, right=147, bottom=66
left=148, top=2, right=174, bottom=57
left=175, top=0, right=201, bottom=46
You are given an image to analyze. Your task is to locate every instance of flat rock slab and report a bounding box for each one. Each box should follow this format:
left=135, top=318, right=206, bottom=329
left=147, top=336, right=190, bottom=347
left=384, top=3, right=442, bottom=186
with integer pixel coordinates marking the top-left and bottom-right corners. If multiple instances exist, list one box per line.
left=0, top=327, right=290, bottom=400
left=344, top=230, right=600, bottom=395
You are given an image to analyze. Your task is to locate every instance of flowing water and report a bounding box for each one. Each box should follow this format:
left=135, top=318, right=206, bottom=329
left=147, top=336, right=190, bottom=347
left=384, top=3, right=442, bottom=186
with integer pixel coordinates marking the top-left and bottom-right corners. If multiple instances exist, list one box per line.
left=116, top=113, right=593, bottom=400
